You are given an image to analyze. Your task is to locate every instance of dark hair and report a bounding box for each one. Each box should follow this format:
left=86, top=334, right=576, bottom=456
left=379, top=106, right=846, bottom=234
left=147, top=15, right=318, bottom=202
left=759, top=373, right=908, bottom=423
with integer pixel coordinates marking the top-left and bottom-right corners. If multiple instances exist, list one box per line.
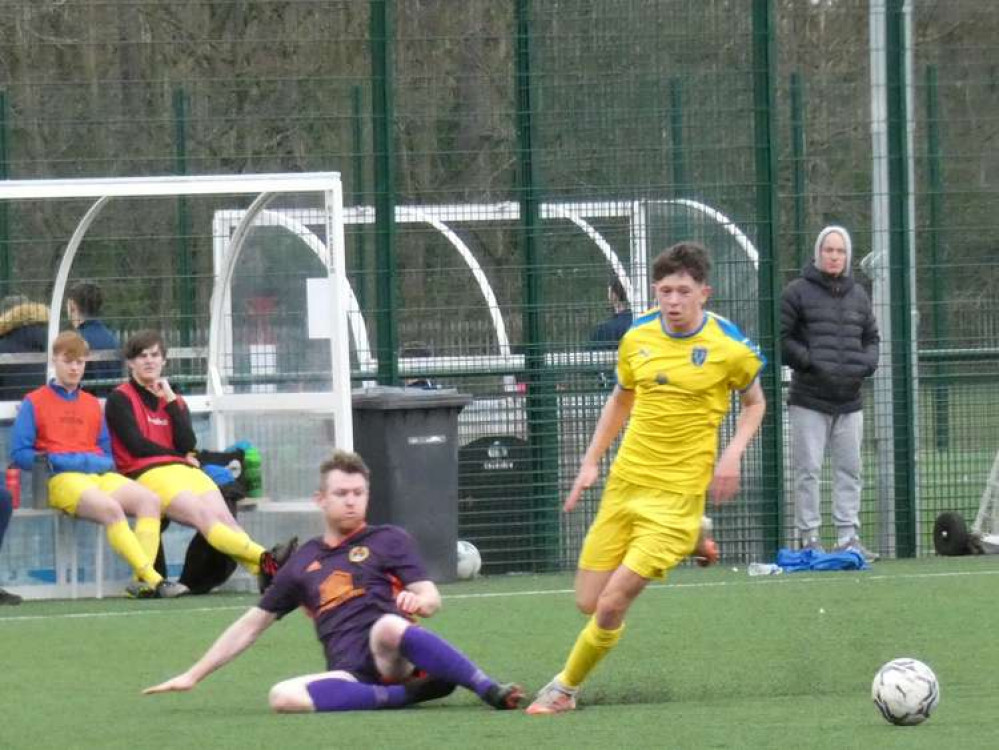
left=67, top=282, right=104, bottom=318
left=651, top=242, right=712, bottom=284
left=609, top=276, right=629, bottom=306
left=124, top=330, right=167, bottom=360
left=320, top=450, right=371, bottom=488
left=52, top=330, right=89, bottom=359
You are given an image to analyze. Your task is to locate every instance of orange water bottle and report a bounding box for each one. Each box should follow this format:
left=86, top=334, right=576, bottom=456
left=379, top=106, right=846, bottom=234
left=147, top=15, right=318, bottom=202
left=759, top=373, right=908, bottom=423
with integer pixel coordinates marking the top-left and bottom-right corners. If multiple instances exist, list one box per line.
left=5, top=465, right=21, bottom=509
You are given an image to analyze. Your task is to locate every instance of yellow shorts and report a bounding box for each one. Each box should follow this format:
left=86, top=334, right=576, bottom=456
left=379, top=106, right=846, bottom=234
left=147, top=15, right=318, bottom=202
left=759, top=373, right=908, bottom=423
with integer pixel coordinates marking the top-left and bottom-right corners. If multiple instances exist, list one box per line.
left=578, top=472, right=704, bottom=580
left=48, top=472, right=131, bottom=516
left=137, top=464, right=218, bottom=508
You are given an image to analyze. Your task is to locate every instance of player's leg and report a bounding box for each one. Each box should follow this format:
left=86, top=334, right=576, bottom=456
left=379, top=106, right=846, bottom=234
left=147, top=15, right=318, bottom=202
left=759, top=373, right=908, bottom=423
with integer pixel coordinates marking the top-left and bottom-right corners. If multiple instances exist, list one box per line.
left=574, top=568, right=615, bottom=615
left=53, top=474, right=164, bottom=589
left=829, top=410, right=877, bottom=560
left=145, top=465, right=270, bottom=573
left=108, top=476, right=163, bottom=571
left=572, top=474, right=631, bottom=614
left=0, top=487, right=11, bottom=554
left=790, top=405, right=831, bottom=550
left=0, top=488, right=19, bottom=605
left=528, top=478, right=631, bottom=714
left=529, top=487, right=698, bottom=715
left=694, top=520, right=719, bottom=567
left=269, top=669, right=444, bottom=713
left=370, top=614, right=523, bottom=709
left=528, top=564, right=644, bottom=715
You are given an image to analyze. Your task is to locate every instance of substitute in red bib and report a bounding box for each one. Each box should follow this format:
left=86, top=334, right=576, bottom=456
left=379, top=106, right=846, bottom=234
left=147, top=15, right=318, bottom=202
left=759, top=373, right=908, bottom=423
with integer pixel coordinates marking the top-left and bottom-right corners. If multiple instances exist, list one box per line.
left=105, top=330, right=292, bottom=594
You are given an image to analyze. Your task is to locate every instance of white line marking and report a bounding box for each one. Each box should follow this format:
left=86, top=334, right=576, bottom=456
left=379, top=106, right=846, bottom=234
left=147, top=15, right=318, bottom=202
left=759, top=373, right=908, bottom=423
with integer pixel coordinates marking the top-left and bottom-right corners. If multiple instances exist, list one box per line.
left=1, top=567, right=997, bottom=623
left=444, top=567, right=999, bottom=600
left=0, top=604, right=248, bottom=624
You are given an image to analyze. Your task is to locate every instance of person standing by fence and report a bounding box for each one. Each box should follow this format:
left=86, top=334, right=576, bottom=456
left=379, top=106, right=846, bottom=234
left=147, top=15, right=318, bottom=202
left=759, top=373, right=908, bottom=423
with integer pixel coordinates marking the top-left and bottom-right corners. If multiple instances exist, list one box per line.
left=780, top=225, right=880, bottom=562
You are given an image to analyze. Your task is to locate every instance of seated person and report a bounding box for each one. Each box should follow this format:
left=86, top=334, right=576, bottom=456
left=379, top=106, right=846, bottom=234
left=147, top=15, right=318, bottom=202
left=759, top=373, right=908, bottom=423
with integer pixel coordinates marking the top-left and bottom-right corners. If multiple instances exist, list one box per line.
left=0, top=294, right=49, bottom=402
left=587, top=277, right=632, bottom=350
left=0, top=486, right=21, bottom=605
left=400, top=344, right=437, bottom=389
left=66, top=282, right=122, bottom=397
left=104, top=330, right=292, bottom=592
left=9, top=332, right=186, bottom=598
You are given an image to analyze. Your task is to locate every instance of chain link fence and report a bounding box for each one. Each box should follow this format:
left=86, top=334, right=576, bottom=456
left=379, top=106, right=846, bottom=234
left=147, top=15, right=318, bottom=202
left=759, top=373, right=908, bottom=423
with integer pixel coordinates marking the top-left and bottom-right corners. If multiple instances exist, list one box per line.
left=1, top=1, right=997, bottom=577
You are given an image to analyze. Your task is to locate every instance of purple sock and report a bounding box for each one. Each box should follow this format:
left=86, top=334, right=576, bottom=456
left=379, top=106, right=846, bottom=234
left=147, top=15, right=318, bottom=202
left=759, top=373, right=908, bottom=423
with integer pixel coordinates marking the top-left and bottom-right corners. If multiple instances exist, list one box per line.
left=399, top=626, right=497, bottom=698
left=306, top=678, right=410, bottom=712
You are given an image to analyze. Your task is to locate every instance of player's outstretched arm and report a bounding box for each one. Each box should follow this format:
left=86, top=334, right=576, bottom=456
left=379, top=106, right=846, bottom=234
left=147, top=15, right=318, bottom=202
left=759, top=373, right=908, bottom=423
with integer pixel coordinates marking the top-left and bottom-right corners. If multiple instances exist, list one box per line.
left=397, top=580, right=441, bottom=618
left=563, top=386, right=634, bottom=512
left=709, top=379, right=766, bottom=505
left=143, top=607, right=277, bottom=695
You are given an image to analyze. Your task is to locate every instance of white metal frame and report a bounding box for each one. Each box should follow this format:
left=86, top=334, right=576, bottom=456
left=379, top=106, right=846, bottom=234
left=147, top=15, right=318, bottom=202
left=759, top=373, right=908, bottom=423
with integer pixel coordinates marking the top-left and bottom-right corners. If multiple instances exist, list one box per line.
left=0, top=173, right=353, bottom=452
left=211, top=197, right=760, bottom=380
left=0, top=173, right=350, bottom=599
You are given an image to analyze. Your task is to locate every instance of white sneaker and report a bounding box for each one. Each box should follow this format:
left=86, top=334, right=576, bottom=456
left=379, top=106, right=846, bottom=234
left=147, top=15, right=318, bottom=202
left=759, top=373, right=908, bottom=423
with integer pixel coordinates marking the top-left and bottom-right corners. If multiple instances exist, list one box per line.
left=835, top=537, right=879, bottom=563
left=525, top=678, right=578, bottom=715
left=154, top=580, right=190, bottom=599
left=801, top=536, right=826, bottom=554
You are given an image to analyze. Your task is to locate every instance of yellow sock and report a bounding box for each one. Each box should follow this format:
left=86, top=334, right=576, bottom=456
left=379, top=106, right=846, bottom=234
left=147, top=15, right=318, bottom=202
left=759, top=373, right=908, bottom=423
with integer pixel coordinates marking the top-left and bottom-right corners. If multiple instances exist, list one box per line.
left=560, top=617, right=625, bottom=689
left=106, top=519, right=163, bottom=587
left=134, top=516, right=162, bottom=569
left=206, top=523, right=266, bottom=573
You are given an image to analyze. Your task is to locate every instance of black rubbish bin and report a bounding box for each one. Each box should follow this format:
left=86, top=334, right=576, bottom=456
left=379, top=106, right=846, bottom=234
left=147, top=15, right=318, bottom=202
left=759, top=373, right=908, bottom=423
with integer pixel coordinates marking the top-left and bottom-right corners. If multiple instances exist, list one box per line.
left=352, top=387, right=472, bottom=583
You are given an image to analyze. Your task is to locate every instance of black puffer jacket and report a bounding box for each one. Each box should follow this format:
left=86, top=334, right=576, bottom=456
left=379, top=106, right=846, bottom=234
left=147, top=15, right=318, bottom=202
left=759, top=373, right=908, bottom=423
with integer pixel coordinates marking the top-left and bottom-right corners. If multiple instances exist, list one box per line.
left=780, top=263, right=880, bottom=414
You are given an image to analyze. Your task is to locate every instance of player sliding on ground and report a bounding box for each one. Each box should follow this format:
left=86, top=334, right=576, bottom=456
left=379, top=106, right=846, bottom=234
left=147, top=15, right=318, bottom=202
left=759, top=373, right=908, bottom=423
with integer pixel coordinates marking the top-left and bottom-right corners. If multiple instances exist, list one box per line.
left=526, top=243, right=766, bottom=715
left=144, top=449, right=524, bottom=713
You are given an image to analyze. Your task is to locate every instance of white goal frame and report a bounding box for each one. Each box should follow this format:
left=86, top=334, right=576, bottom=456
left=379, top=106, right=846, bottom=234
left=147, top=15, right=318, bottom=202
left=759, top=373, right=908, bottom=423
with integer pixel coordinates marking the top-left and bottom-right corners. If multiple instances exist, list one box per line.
left=0, top=172, right=353, bottom=450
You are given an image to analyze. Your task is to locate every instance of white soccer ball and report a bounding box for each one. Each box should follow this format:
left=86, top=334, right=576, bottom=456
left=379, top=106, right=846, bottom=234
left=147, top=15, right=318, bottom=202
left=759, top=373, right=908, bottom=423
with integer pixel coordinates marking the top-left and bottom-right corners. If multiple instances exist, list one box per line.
left=871, top=658, right=940, bottom=726
left=456, top=540, right=482, bottom=580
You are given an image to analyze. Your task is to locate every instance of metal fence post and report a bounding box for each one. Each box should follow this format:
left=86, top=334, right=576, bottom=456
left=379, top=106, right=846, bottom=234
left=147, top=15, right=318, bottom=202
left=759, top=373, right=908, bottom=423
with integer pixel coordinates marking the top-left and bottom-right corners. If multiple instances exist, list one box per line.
left=886, top=0, right=918, bottom=557
left=515, top=0, right=559, bottom=570
left=370, top=0, right=398, bottom=385
left=752, top=0, right=784, bottom=557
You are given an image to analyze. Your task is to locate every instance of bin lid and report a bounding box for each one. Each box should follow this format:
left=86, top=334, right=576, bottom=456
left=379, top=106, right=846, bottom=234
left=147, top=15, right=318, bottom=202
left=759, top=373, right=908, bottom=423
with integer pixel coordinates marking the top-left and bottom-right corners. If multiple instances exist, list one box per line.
left=351, top=386, right=472, bottom=411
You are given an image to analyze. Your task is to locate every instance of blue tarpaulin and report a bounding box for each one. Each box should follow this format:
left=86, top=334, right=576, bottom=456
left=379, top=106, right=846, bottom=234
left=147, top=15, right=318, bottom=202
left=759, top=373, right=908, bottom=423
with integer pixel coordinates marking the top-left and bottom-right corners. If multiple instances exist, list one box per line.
left=775, top=548, right=869, bottom=572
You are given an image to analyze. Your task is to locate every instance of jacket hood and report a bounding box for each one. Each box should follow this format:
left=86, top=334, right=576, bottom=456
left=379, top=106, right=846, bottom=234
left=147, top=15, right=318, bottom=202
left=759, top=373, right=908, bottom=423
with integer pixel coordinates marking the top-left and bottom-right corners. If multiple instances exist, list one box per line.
left=0, top=302, right=50, bottom=337
left=813, top=225, right=852, bottom=276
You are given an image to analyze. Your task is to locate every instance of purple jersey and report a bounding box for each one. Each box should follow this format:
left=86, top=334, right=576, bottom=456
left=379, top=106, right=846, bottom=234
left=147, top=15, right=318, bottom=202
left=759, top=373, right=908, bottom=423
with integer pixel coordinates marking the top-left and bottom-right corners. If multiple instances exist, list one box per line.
left=258, top=523, right=429, bottom=680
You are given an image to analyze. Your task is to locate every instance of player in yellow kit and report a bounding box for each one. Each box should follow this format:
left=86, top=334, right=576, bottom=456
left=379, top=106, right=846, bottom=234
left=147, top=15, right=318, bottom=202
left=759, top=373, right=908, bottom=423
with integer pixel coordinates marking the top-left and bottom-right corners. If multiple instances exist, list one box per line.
left=527, top=242, right=767, bottom=714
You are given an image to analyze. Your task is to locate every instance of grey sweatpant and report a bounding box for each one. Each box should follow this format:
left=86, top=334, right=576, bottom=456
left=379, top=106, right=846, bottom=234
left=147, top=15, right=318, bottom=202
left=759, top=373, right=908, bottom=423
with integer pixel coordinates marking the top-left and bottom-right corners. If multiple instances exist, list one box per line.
left=790, top=405, right=863, bottom=543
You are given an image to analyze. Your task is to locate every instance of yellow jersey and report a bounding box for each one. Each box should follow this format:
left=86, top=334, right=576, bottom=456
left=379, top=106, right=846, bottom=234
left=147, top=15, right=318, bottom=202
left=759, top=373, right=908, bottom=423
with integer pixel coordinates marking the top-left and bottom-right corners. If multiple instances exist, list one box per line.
left=612, top=309, right=764, bottom=494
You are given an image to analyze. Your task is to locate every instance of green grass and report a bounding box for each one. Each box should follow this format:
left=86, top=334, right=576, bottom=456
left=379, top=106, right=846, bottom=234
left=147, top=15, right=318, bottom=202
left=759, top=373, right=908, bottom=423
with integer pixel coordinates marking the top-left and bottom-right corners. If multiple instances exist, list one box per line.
left=3, top=556, right=998, bottom=750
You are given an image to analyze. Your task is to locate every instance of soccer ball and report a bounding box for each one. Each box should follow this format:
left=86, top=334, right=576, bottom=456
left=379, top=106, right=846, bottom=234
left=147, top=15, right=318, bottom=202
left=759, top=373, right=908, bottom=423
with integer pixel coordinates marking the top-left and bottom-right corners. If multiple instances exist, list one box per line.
left=456, top=540, right=482, bottom=580
left=871, top=658, right=940, bottom=726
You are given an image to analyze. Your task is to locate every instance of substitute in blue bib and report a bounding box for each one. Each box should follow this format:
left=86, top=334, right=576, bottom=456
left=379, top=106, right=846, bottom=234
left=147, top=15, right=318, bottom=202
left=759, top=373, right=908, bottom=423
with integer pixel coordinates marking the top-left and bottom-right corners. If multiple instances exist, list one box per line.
left=527, top=242, right=767, bottom=715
